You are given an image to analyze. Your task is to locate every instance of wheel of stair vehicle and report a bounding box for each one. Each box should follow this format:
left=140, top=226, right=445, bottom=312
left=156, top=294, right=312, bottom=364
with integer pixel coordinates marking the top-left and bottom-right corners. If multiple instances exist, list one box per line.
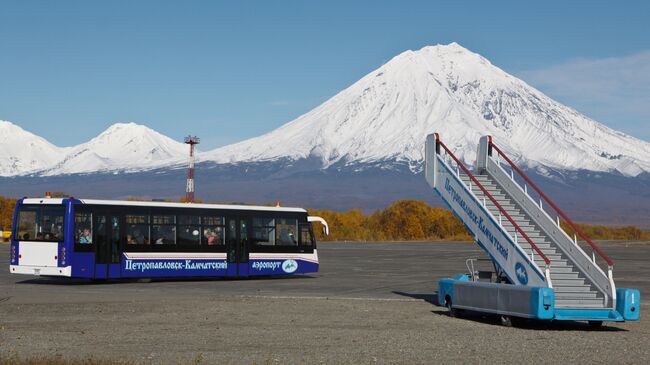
left=588, top=321, right=603, bottom=328
left=500, top=315, right=513, bottom=327
left=445, top=297, right=458, bottom=317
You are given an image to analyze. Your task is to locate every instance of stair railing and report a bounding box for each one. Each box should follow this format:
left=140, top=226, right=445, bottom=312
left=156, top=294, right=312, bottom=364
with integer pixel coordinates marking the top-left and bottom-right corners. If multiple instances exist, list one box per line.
left=434, top=134, right=552, bottom=287
left=488, top=139, right=616, bottom=303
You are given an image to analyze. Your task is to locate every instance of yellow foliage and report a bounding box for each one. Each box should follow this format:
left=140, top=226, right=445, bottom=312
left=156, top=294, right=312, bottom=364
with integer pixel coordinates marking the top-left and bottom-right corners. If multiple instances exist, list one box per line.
left=310, top=200, right=650, bottom=242
left=1, top=195, right=18, bottom=241
left=1, top=194, right=648, bottom=243
left=560, top=221, right=650, bottom=241
left=309, top=200, right=473, bottom=241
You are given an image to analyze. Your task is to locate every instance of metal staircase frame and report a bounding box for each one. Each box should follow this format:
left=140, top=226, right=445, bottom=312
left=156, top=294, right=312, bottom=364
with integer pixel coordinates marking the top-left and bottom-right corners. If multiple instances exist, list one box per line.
left=477, top=135, right=616, bottom=308
left=425, top=133, right=551, bottom=288
left=427, top=133, right=640, bottom=324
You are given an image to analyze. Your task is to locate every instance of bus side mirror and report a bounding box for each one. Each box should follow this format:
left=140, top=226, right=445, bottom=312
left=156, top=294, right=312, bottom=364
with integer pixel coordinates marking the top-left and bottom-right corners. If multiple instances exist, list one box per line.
left=307, top=216, right=329, bottom=236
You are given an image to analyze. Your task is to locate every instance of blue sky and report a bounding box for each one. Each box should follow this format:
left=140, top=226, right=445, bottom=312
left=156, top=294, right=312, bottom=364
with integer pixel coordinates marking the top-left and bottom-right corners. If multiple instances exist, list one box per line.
left=1, top=0, right=649, bottom=149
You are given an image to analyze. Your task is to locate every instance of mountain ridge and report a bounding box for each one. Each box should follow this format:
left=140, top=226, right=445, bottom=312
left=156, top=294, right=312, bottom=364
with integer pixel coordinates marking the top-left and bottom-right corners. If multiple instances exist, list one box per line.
left=201, top=43, right=650, bottom=177
left=1, top=43, right=650, bottom=178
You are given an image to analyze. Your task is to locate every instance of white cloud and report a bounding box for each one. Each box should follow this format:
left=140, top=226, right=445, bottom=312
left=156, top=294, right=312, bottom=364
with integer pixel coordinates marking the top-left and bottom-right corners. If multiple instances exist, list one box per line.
left=518, top=51, right=650, bottom=141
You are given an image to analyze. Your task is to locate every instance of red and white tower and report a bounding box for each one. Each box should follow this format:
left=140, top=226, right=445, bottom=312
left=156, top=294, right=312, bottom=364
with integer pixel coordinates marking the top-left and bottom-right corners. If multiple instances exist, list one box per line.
left=184, top=135, right=200, bottom=203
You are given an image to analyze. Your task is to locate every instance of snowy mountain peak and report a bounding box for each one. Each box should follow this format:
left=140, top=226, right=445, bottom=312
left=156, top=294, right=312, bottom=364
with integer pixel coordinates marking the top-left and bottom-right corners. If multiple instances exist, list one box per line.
left=1, top=44, right=649, bottom=178
left=0, top=120, right=67, bottom=176
left=0, top=120, right=189, bottom=176
left=38, top=122, right=188, bottom=175
left=203, top=43, right=650, bottom=177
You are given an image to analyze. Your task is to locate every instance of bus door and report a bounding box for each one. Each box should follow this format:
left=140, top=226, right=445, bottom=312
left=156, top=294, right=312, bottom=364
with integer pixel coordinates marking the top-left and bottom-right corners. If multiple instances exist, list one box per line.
left=226, top=217, right=249, bottom=277
left=94, top=214, right=121, bottom=279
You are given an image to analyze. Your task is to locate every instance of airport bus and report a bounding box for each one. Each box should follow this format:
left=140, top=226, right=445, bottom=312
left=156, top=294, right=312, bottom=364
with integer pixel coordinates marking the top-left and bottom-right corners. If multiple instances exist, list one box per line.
left=9, top=197, right=328, bottom=279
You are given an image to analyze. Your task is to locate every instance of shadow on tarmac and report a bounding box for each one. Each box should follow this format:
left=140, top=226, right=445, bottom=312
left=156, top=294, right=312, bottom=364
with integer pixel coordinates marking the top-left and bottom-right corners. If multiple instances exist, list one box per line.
left=393, top=290, right=627, bottom=332
left=392, top=291, right=438, bottom=304
left=16, top=274, right=315, bottom=286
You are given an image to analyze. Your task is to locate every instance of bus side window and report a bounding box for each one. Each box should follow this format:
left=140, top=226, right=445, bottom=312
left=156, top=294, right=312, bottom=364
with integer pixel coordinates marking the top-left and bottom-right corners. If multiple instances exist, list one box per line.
left=203, top=216, right=225, bottom=246
left=299, top=224, right=314, bottom=248
left=152, top=215, right=176, bottom=245
left=125, top=214, right=149, bottom=245
left=75, top=211, right=93, bottom=244
left=275, top=218, right=297, bottom=246
left=73, top=210, right=94, bottom=252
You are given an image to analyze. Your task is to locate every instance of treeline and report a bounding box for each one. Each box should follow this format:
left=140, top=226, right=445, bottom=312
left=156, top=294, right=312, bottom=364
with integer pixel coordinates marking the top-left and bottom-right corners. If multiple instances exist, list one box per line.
left=308, top=200, right=472, bottom=241
left=0, top=195, right=17, bottom=234
left=309, top=200, right=650, bottom=242
left=1, top=194, right=649, bottom=242
left=560, top=221, right=650, bottom=241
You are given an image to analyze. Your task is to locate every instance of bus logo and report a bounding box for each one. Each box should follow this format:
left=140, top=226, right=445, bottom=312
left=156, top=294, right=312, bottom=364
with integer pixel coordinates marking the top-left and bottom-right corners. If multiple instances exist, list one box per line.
left=282, top=259, right=298, bottom=273
left=514, top=262, right=528, bottom=285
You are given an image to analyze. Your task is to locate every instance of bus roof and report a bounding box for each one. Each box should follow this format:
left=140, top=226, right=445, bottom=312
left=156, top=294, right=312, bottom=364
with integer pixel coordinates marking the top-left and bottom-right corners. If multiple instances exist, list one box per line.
left=21, top=198, right=308, bottom=213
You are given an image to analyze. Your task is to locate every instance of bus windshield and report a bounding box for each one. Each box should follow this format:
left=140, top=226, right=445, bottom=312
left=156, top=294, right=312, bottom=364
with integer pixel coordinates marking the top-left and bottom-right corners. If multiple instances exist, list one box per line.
left=15, top=205, right=66, bottom=242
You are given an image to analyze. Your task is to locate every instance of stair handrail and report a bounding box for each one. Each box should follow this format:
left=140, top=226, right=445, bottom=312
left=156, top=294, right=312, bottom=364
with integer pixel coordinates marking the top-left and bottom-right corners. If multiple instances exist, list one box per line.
left=434, top=135, right=551, bottom=266
left=488, top=140, right=614, bottom=267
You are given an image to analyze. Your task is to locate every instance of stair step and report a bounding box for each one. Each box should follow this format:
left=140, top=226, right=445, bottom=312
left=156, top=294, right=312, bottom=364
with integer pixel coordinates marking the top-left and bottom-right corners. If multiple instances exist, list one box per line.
left=539, top=264, right=571, bottom=270
left=555, top=298, right=605, bottom=308
left=501, top=224, right=537, bottom=232
left=484, top=203, right=516, bottom=210
left=552, top=278, right=586, bottom=286
left=548, top=267, right=576, bottom=274
left=555, top=292, right=599, bottom=299
left=533, top=259, right=565, bottom=266
left=518, top=244, right=554, bottom=251
left=554, top=285, right=593, bottom=292
left=550, top=272, right=580, bottom=280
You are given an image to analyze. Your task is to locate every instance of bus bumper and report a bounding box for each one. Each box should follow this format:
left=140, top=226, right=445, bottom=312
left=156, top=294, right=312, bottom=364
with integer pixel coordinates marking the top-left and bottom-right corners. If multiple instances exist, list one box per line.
left=10, top=265, right=72, bottom=277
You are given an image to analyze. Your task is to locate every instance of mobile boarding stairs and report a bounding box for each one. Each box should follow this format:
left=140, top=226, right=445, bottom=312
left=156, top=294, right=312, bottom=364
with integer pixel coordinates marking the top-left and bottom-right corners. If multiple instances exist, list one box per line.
left=425, top=133, right=640, bottom=325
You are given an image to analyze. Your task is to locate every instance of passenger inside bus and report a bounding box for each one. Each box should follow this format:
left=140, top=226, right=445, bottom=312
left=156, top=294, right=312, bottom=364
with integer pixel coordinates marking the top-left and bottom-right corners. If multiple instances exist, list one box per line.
left=278, top=228, right=296, bottom=245
left=79, top=228, right=92, bottom=244
left=207, top=230, right=217, bottom=245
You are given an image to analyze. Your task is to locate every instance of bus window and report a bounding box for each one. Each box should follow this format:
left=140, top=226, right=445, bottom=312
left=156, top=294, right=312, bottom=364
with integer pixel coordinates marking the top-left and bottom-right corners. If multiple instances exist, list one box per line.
left=299, top=224, right=314, bottom=248
left=178, top=215, right=200, bottom=246
left=203, top=216, right=225, bottom=245
left=75, top=212, right=93, bottom=245
left=16, top=205, right=65, bottom=242
left=152, top=215, right=175, bottom=245
left=126, top=214, right=150, bottom=245
left=17, top=208, right=37, bottom=241
left=252, top=218, right=275, bottom=246
left=275, top=218, right=297, bottom=246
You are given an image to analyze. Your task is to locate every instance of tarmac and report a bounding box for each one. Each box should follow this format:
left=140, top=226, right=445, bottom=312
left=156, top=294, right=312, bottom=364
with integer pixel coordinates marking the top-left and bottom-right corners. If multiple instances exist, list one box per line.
left=1, top=241, right=649, bottom=364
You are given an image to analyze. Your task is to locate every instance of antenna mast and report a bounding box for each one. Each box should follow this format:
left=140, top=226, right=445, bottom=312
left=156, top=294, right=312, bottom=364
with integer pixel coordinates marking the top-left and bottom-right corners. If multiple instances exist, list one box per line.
left=184, top=135, right=200, bottom=203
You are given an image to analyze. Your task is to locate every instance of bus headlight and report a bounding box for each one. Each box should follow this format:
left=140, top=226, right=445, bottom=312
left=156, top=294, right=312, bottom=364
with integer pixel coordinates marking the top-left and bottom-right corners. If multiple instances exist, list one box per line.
left=61, top=247, right=66, bottom=265
left=11, top=245, right=16, bottom=263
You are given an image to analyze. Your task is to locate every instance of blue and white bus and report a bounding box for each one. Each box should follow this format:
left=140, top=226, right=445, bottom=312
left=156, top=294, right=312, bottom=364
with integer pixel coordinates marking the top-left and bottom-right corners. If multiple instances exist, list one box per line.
left=9, top=197, right=328, bottom=279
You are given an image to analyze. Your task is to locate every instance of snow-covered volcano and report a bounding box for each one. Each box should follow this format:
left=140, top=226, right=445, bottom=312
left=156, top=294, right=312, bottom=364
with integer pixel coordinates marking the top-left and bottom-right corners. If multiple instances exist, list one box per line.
left=1, top=43, right=650, bottom=178
left=0, top=120, right=68, bottom=176
left=202, top=43, right=650, bottom=177
left=0, top=122, right=188, bottom=176
left=38, top=123, right=188, bottom=175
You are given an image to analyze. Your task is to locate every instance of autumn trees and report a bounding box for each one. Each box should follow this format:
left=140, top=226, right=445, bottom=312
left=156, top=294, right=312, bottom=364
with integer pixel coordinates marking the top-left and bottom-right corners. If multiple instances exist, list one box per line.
left=308, top=200, right=472, bottom=241
left=0, top=194, right=648, bottom=242
left=0, top=195, right=17, bottom=240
